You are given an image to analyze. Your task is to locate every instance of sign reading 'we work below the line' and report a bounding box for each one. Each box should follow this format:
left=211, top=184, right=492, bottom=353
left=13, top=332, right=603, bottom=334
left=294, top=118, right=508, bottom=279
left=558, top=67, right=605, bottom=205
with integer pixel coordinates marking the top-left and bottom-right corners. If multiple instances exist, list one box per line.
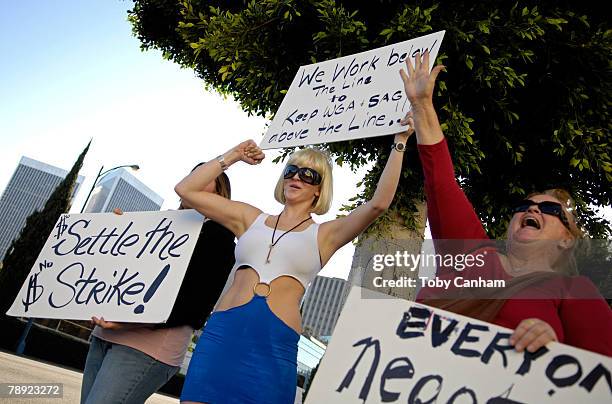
left=6, top=210, right=204, bottom=323
left=260, top=31, right=445, bottom=149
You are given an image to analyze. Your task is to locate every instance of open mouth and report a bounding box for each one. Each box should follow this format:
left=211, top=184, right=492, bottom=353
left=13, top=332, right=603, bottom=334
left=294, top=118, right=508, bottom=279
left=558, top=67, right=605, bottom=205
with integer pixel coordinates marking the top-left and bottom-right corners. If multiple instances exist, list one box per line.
left=521, top=216, right=541, bottom=230
left=289, top=184, right=301, bottom=189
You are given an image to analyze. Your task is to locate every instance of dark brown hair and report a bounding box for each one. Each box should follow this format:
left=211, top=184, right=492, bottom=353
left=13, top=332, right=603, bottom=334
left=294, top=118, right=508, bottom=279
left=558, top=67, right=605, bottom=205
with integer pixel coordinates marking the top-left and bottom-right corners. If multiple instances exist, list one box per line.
left=190, top=162, right=231, bottom=199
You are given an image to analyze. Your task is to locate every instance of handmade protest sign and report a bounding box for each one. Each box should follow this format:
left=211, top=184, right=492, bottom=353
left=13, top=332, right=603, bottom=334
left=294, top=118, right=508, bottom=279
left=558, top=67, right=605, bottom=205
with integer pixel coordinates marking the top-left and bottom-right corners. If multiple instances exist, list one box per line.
left=306, top=287, right=612, bottom=403
left=6, top=210, right=204, bottom=323
left=260, top=31, right=445, bottom=149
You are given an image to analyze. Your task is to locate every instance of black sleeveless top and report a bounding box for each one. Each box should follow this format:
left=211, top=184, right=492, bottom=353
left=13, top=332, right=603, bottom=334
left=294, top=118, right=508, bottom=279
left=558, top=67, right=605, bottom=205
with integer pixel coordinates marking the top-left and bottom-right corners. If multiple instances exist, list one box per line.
left=156, top=219, right=235, bottom=330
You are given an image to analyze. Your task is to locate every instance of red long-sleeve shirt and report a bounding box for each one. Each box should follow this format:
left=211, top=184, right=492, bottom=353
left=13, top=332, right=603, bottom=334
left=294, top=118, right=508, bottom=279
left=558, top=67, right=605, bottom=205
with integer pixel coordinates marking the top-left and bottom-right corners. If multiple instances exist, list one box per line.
left=416, top=138, right=612, bottom=356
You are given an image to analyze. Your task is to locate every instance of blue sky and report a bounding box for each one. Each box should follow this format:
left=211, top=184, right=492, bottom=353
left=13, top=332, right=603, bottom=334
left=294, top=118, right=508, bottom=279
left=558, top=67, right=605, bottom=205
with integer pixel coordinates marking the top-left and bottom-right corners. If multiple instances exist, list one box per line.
left=2, top=1, right=145, bottom=132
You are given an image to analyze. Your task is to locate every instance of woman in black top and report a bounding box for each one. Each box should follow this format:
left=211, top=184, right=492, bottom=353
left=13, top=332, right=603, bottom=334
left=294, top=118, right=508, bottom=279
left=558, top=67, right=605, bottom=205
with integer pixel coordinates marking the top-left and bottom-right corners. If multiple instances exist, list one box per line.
left=163, top=167, right=236, bottom=330
left=81, top=168, right=235, bottom=404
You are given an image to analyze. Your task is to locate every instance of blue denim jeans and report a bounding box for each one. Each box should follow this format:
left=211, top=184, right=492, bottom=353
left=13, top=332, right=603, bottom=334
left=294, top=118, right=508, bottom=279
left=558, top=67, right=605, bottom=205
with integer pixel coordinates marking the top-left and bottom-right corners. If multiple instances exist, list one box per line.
left=80, top=336, right=179, bottom=404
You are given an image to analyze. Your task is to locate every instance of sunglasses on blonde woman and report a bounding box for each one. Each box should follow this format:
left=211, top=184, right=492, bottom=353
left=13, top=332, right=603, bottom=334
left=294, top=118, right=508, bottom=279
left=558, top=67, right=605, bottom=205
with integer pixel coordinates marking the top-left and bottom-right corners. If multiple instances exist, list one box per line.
left=283, top=165, right=322, bottom=185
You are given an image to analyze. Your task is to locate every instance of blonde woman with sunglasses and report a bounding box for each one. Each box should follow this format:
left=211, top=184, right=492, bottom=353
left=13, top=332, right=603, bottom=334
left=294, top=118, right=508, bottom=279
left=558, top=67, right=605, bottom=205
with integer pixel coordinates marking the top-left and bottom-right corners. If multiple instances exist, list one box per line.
left=175, top=122, right=414, bottom=402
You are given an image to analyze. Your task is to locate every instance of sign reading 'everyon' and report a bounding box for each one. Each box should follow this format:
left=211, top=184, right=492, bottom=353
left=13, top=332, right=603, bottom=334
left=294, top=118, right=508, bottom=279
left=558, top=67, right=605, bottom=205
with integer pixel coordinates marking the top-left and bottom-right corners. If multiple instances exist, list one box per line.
left=306, top=287, right=612, bottom=403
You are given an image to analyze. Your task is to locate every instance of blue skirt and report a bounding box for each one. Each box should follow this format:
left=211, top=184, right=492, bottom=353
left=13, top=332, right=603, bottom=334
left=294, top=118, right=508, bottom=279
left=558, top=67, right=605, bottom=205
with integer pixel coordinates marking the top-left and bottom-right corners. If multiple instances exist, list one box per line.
left=180, top=295, right=300, bottom=403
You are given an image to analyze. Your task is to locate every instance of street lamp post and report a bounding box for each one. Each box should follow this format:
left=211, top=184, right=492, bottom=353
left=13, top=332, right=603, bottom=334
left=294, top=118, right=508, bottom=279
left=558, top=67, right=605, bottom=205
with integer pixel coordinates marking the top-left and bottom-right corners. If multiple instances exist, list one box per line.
left=80, top=164, right=139, bottom=213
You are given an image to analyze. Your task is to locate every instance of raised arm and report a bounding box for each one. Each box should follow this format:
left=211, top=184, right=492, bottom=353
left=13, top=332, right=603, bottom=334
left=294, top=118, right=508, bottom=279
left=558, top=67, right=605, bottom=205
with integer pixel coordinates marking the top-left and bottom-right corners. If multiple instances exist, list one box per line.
left=319, top=121, right=414, bottom=265
left=402, top=50, right=488, bottom=242
left=400, top=49, right=445, bottom=146
left=174, top=140, right=265, bottom=237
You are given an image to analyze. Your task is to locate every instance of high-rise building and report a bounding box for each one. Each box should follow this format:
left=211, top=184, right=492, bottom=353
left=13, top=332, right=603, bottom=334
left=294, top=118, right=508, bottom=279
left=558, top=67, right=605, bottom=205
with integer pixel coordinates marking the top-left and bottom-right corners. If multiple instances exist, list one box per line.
left=0, top=156, right=84, bottom=260
left=301, top=276, right=347, bottom=338
left=83, top=168, right=163, bottom=213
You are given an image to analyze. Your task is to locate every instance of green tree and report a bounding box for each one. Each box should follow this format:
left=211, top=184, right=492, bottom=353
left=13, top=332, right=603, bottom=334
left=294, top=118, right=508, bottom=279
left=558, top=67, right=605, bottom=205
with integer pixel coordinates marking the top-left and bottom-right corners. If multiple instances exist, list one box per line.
left=0, top=142, right=90, bottom=316
left=129, top=1, right=610, bottom=238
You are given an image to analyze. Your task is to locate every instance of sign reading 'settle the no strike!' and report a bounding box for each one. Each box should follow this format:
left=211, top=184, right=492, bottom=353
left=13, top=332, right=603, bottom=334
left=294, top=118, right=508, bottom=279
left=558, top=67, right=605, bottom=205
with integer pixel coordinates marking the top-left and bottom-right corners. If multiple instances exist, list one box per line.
left=6, top=210, right=204, bottom=323
left=260, top=31, right=445, bottom=149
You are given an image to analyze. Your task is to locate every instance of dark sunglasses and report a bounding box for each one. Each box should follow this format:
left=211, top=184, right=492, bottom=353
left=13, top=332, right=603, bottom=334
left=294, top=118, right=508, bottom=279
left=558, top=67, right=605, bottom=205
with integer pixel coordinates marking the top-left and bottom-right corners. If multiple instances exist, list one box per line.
left=511, top=199, right=570, bottom=229
left=283, top=164, right=322, bottom=185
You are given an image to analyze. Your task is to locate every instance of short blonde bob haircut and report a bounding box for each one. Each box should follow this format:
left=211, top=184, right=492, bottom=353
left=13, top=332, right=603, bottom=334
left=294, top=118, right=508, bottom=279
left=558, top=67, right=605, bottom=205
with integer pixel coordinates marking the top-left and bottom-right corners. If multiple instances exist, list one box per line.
left=274, top=148, right=333, bottom=215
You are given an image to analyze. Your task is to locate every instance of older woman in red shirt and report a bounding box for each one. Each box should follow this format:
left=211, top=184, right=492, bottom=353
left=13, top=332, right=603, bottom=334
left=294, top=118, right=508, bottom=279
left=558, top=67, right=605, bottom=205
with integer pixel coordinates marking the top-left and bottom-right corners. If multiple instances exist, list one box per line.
left=404, top=50, right=611, bottom=356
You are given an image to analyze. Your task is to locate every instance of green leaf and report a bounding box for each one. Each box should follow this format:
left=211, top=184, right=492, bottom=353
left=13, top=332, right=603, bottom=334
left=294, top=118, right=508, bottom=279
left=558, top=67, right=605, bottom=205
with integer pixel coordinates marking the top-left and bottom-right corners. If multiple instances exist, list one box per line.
left=465, top=56, right=474, bottom=70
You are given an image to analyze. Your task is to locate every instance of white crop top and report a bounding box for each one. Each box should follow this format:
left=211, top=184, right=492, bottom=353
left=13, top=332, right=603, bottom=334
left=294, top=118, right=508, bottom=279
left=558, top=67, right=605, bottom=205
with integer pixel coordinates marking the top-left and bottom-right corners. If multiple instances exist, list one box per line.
left=232, top=213, right=322, bottom=288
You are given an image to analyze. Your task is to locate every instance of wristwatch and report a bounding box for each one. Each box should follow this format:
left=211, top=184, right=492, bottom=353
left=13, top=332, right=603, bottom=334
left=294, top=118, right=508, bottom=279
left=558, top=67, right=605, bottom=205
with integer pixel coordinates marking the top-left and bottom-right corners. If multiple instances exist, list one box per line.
left=392, top=142, right=406, bottom=152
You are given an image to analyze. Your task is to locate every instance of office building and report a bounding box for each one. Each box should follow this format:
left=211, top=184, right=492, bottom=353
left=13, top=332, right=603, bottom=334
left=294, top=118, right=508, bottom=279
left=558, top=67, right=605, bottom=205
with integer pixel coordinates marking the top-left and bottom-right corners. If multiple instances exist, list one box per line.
left=301, top=276, right=347, bottom=338
left=83, top=168, right=163, bottom=213
left=0, top=156, right=84, bottom=260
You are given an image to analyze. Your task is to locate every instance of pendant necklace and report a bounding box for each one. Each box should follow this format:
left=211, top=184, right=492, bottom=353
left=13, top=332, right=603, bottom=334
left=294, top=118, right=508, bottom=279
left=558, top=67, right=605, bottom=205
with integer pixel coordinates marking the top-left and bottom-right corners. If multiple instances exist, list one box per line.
left=266, top=211, right=312, bottom=263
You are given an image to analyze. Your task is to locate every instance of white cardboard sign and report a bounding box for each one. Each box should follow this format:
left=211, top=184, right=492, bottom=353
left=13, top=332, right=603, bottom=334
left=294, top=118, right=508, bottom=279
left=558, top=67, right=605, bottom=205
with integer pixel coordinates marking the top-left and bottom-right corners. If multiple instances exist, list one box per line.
left=261, top=31, right=445, bottom=149
left=6, top=210, right=205, bottom=323
left=306, top=287, right=612, bottom=403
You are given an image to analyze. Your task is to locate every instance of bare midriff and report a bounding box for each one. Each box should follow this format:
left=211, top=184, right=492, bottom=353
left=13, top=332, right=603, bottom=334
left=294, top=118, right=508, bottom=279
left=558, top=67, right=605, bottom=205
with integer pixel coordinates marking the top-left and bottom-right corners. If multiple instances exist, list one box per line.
left=214, top=267, right=305, bottom=334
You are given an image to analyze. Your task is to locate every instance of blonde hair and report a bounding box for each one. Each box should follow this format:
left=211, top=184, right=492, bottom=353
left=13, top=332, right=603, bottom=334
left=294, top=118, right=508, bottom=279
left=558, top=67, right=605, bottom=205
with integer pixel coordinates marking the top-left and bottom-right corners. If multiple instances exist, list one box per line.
left=274, top=148, right=333, bottom=215
left=527, top=188, right=583, bottom=239
left=526, top=188, right=586, bottom=275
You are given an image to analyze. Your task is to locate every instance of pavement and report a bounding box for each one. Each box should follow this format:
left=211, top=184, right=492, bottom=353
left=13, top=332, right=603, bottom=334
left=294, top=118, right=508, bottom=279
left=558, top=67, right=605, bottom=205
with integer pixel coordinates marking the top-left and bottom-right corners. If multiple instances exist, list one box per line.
left=0, top=351, right=178, bottom=403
